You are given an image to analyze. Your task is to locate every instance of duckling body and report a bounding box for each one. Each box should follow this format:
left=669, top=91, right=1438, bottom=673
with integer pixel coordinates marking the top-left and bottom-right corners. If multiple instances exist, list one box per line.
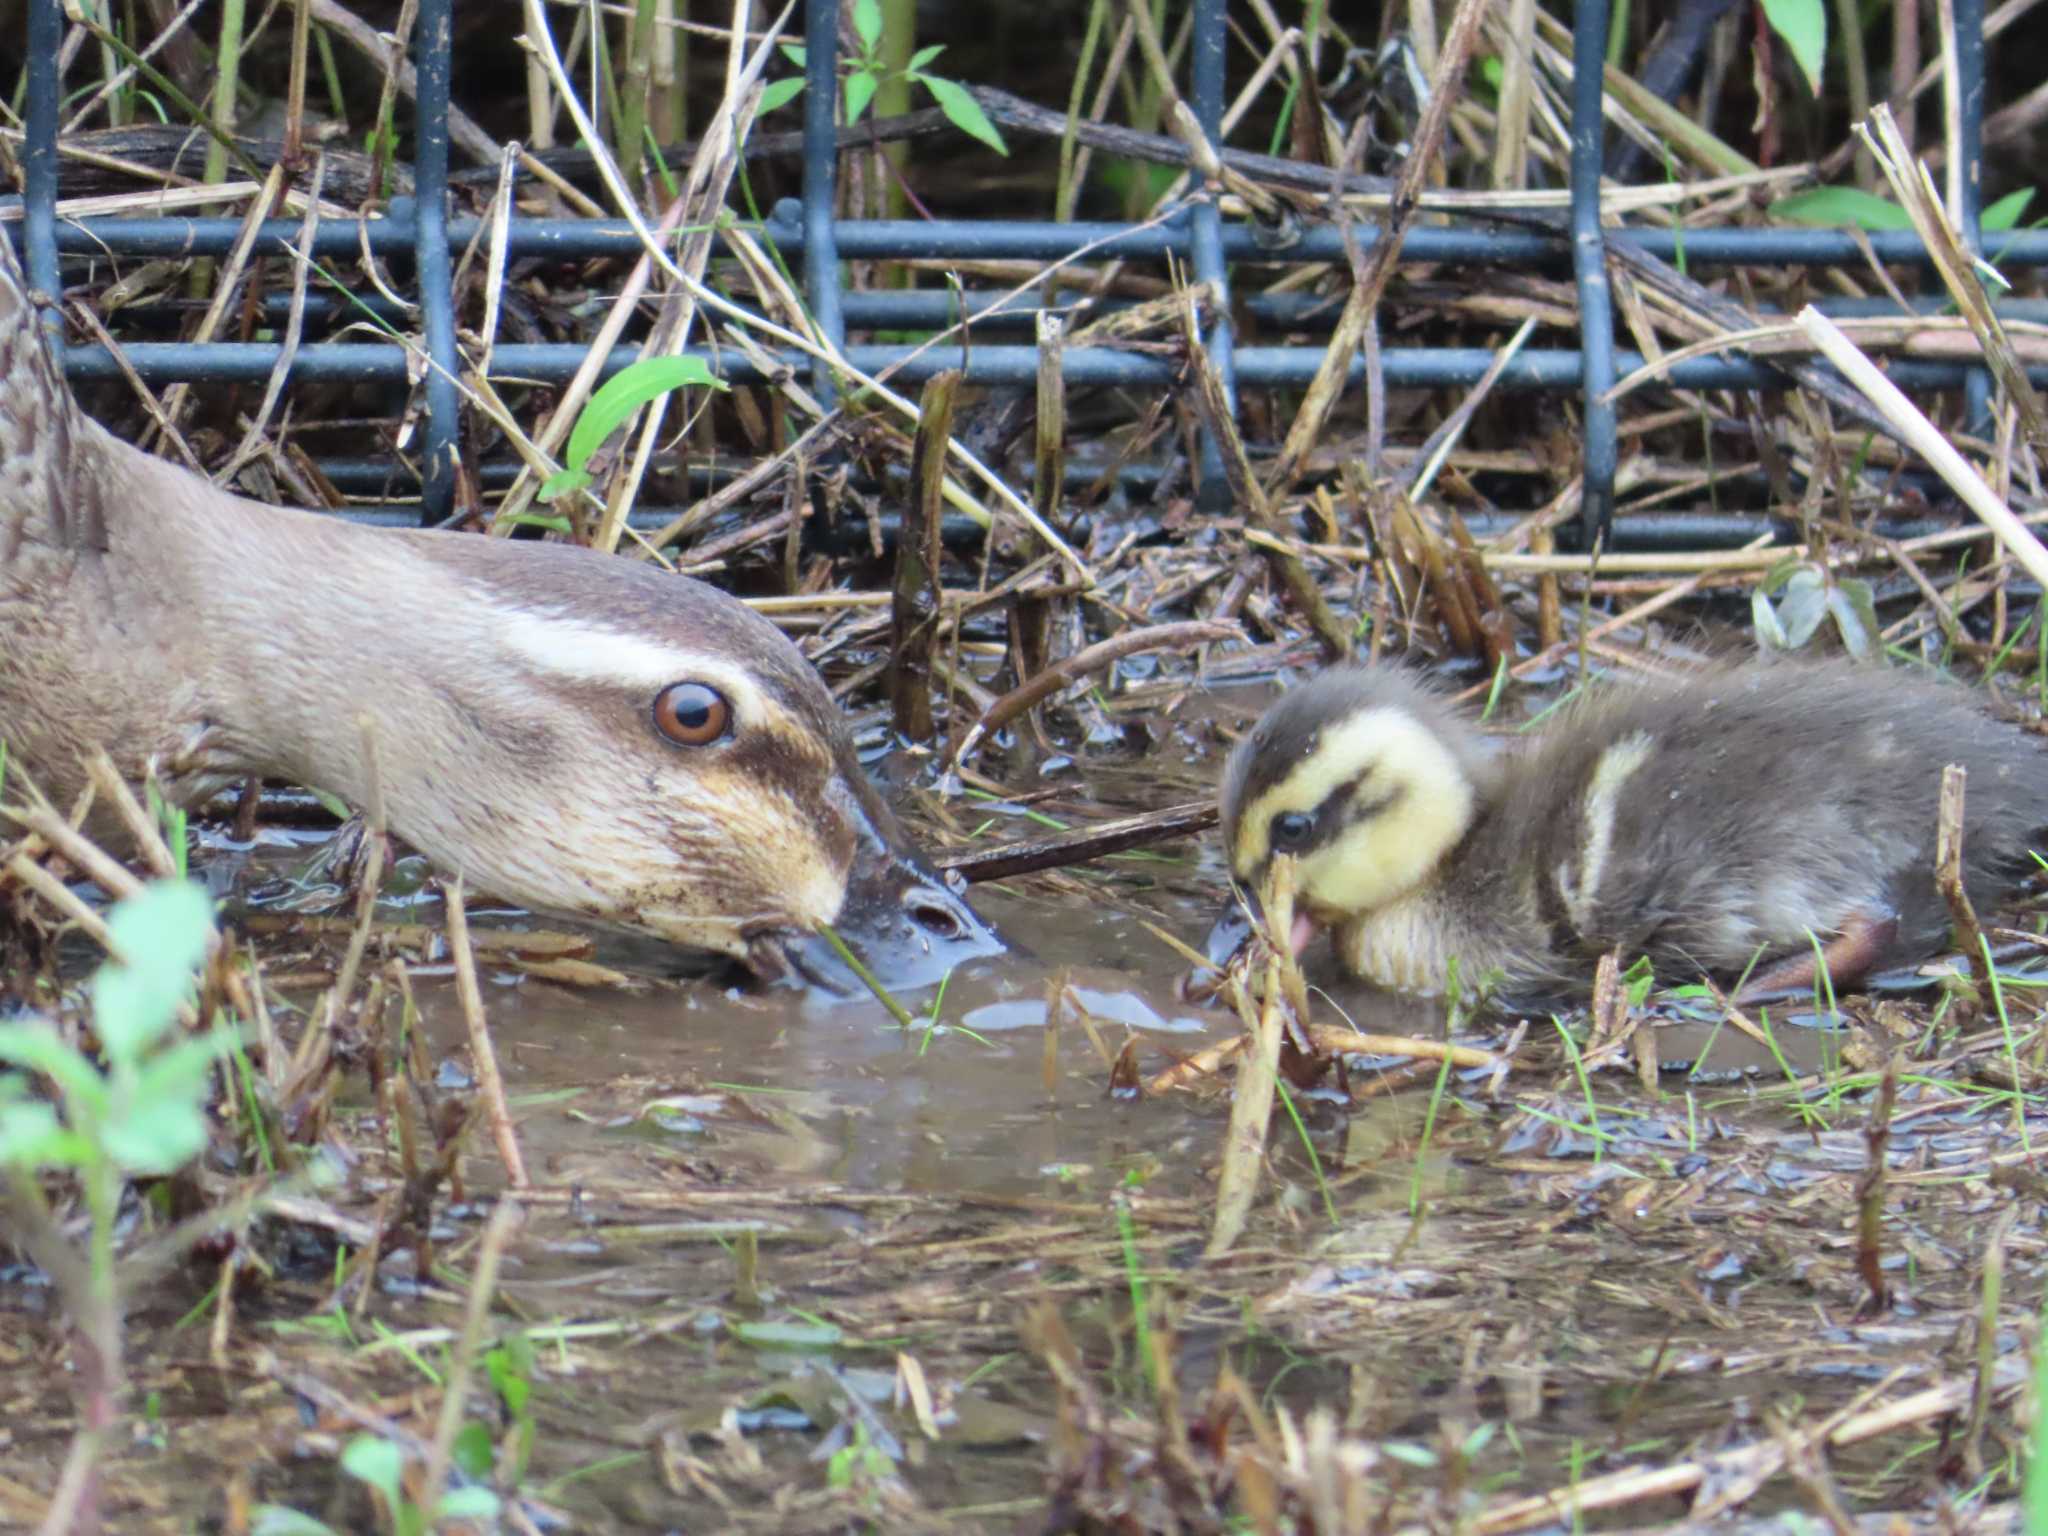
left=0, top=239, right=996, bottom=986
left=1220, top=663, right=2048, bottom=996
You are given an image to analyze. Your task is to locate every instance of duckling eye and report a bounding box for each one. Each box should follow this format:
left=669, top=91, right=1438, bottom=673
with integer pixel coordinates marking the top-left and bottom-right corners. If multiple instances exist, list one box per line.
left=651, top=682, right=731, bottom=746
left=1270, top=810, right=1315, bottom=851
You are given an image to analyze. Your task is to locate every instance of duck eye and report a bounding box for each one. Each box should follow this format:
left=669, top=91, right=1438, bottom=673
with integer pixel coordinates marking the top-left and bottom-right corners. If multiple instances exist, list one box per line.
left=1270, top=810, right=1315, bottom=850
left=651, top=682, right=731, bottom=746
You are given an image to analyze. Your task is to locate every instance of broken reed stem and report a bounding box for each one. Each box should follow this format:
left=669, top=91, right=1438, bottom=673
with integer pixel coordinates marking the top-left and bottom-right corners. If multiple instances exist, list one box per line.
left=891, top=369, right=958, bottom=741
left=445, top=878, right=529, bottom=1190
left=1205, top=854, right=1307, bottom=1258
left=1145, top=1027, right=1504, bottom=1096
left=938, top=799, right=1218, bottom=883
left=1795, top=306, right=2048, bottom=591
left=1963, top=1205, right=2018, bottom=1476
left=1853, top=1054, right=1899, bottom=1316
left=952, top=620, right=1237, bottom=761
left=1205, top=945, right=1286, bottom=1260
left=420, top=1197, right=522, bottom=1516
left=1177, top=286, right=1351, bottom=661
left=83, top=752, right=178, bottom=879
left=1263, top=0, right=1489, bottom=497
left=1856, top=103, right=2048, bottom=450
left=320, top=717, right=392, bottom=1029
left=1034, top=310, right=1067, bottom=536
left=1933, top=763, right=1992, bottom=1005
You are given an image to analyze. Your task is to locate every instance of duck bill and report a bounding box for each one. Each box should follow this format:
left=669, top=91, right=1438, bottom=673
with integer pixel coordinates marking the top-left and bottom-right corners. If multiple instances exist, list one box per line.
left=766, top=849, right=1003, bottom=996
left=743, top=767, right=1002, bottom=995
left=1204, top=889, right=1318, bottom=966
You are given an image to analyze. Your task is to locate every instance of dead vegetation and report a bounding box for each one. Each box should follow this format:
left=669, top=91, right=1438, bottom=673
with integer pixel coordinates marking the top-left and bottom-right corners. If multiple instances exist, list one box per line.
left=2, top=0, right=2048, bottom=1531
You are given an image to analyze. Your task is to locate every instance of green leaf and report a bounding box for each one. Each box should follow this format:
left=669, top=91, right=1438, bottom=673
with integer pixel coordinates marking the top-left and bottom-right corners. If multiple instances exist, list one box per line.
left=916, top=75, right=1007, bottom=155
left=1985, top=188, right=2036, bottom=231
left=0, top=1025, right=112, bottom=1114
left=125, top=1027, right=235, bottom=1118
left=1759, top=0, right=1825, bottom=96
left=93, top=881, right=215, bottom=1061
left=907, top=45, right=945, bottom=71
left=451, top=1420, right=495, bottom=1479
left=734, top=1318, right=843, bottom=1350
left=436, top=1488, right=500, bottom=1520
left=851, top=0, right=882, bottom=52
left=0, top=1099, right=89, bottom=1169
left=536, top=466, right=592, bottom=505
left=1752, top=586, right=1790, bottom=649
left=778, top=43, right=805, bottom=66
left=758, top=76, right=806, bottom=113
left=340, top=1435, right=404, bottom=1512
left=250, top=1508, right=339, bottom=1536
left=564, top=357, right=728, bottom=474
left=102, top=1096, right=209, bottom=1175
left=1774, top=186, right=1911, bottom=230
left=1775, top=566, right=1830, bottom=648
left=1826, top=577, right=1881, bottom=659
left=845, top=69, right=878, bottom=125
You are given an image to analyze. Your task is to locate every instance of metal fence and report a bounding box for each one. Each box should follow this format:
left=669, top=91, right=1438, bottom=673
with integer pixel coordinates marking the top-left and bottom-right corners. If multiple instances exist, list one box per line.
left=14, top=0, right=2043, bottom=552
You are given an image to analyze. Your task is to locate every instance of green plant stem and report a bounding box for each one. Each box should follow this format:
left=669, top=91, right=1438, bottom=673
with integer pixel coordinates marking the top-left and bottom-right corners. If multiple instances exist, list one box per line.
left=202, top=0, right=249, bottom=190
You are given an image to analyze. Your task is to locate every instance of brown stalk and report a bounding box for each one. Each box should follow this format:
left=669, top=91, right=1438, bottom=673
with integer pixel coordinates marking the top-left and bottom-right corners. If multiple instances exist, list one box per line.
left=1177, top=289, right=1349, bottom=660
left=890, top=370, right=959, bottom=742
left=937, top=800, right=1218, bottom=884
left=1034, top=310, right=1068, bottom=538
left=1934, top=763, right=1992, bottom=1005
left=444, top=878, right=528, bottom=1190
left=1852, top=1055, right=1899, bottom=1317
left=951, top=620, right=1237, bottom=763
left=1262, top=0, right=1491, bottom=498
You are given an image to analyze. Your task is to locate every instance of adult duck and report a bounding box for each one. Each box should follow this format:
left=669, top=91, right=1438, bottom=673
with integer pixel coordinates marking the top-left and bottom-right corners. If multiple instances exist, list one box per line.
left=0, top=237, right=997, bottom=988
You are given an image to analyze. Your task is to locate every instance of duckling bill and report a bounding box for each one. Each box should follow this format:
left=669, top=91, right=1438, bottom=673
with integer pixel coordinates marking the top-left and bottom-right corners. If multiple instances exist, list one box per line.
left=1218, top=663, right=2048, bottom=998
left=0, top=237, right=998, bottom=991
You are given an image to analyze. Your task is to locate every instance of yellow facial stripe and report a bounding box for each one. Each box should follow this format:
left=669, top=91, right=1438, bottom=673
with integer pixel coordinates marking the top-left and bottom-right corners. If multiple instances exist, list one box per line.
left=1235, top=707, right=1407, bottom=878
left=1234, top=705, right=1478, bottom=918
left=1561, top=730, right=1655, bottom=929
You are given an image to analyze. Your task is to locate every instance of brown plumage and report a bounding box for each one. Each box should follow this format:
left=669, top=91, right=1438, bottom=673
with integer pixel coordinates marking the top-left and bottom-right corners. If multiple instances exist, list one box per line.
left=1220, top=661, right=2048, bottom=996
left=0, top=239, right=996, bottom=988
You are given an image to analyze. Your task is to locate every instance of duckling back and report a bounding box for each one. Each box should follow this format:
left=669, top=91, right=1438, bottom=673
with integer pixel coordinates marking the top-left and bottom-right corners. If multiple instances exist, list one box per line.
left=1461, top=660, right=2048, bottom=989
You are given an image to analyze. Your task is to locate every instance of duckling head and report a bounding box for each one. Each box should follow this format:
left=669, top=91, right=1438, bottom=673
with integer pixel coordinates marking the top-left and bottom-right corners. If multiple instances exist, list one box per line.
left=1216, top=668, right=1490, bottom=952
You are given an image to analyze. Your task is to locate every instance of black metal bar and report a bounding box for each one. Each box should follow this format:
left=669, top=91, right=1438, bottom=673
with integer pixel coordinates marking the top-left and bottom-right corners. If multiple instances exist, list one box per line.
left=1570, top=0, right=1617, bottom=547
left=99, top=285, right=2048, bottom=341
left=51, top=338, right=2046, bottom=394
left=23, top=0, right=60, bottom=307
left=412, top=0, right=458, bottom=523
left=801, top=0, right=844, bottom=413
left=28, top=214, right=2048, bottom=271
left=1956, top=0, right=1991, bottom=435
left=1188, top=0, right=1233, bottom=508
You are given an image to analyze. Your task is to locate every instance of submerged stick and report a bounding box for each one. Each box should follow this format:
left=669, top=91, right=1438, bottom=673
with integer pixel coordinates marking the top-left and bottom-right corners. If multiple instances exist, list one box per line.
left=937, top=800, right=1217, bottom=883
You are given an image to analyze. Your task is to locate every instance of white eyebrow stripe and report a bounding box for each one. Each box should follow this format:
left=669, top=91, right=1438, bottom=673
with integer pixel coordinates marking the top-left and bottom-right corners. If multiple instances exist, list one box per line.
left=495, top=612, right=773, bottom=723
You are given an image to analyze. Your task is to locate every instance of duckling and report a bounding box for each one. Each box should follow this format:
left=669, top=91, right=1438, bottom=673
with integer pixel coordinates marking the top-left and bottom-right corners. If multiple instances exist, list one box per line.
left=1218, top=662, right=2048, bottom=997
left=0, top=238, right=998, bottom=989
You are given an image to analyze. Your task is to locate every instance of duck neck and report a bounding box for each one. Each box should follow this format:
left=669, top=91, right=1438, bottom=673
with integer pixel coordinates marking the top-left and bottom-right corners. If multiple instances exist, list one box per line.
left=10, top=422, right=478, bottom=813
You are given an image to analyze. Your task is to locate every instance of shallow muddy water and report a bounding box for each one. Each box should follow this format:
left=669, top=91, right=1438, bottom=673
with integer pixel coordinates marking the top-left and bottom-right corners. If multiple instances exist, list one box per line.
left=11, top=673, right=2048, bottom=1532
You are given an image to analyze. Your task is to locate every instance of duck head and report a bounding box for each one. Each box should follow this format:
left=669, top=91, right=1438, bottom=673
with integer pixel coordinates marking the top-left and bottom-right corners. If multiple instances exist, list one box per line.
left=0, top=232, right=999, bottom=995
left=1210, top=668, right=1488, bottom=960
